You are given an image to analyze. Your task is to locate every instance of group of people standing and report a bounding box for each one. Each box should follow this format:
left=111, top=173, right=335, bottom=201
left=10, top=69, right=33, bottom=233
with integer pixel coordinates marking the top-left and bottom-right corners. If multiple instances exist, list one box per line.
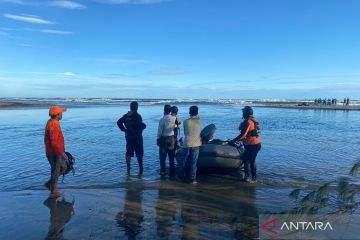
left=116, top=102, right=261, bottom=184
left=314, top=97, right=351, bottom=106
left=314, top=98, right=338, bottom=105
left=44, top=102, right=261, bottom=198
left=117, top=102, right=202, bottom=184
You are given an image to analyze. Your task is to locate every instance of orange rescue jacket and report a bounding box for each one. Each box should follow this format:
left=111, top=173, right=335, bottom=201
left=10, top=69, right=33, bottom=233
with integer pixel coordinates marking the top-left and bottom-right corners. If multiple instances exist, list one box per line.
left=234, top=117, right=261, bottom=145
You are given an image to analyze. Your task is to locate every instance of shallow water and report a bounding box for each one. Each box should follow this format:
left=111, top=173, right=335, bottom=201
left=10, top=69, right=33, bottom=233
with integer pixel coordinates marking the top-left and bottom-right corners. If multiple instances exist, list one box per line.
left=0, top=182, right=293, bottom=240
left=1, top=104, right=360, bottom=239
left=0, top=104, right=359, bottom=191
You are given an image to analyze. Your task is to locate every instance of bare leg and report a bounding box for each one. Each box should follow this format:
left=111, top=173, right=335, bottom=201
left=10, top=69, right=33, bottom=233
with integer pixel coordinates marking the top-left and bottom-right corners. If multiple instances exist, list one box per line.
left=137, top=157, right=143, bottom=175
left=126, top=156, right=131, bottom=174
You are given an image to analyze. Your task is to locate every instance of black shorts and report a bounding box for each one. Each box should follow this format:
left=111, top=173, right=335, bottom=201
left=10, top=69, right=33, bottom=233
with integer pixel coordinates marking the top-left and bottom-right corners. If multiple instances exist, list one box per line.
left=126, top=135, right=144, bottom=158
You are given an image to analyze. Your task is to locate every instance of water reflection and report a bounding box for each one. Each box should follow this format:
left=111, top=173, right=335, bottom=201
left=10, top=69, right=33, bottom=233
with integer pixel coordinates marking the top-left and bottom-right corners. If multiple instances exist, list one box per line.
left=43, top=196, right=75, bottom=240
left=155, top=187, right=177, bottom=239
left=154, top=182, right=258, bottom=240
left=233, top=186, right=258, bottom=239
left=116, top=183, right=144, bottom=240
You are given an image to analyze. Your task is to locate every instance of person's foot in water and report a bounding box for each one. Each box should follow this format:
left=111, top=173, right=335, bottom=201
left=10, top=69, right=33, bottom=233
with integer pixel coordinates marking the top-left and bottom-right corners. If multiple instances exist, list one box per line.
left=50, top=191, right=64, bottom=198
left=44, top=181, right=50, bottom=190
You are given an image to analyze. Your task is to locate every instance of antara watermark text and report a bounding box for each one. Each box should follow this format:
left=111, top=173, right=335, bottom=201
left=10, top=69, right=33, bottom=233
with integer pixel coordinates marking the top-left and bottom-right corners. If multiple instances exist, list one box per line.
left=280, top=221, right=333, bottom=231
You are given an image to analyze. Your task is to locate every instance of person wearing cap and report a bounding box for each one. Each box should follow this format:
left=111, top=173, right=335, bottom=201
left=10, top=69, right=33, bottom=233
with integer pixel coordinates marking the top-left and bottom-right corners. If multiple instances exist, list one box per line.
left=44, top=106, right=68, bottom=198
left=229, top=106, right=261, bottom=183
left=157, top=105, right=176, bottom=176
left=117, top=101, right=146, bottom=175
left=178, top=106, right=201, bottom=184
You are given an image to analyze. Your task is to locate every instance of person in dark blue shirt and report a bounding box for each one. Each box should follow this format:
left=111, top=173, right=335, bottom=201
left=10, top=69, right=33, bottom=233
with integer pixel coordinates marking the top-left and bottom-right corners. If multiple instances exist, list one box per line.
left=117, top=101, right=146, bottom=175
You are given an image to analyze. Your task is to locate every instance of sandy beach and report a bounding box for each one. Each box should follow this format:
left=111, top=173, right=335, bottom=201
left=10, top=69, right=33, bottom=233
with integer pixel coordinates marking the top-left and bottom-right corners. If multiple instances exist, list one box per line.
left=0, top=177, right=295, bottom=240
left=1, top=101, right=359, bottom=239
left=250, top=100, right=360, bottom=111
left=1, top=100, right=359, bottom=111
left=254, top=104, right=360, bottom=111
left=0, top=102, right=49, bottom=109
left=2, top=0, right=360, bottom=238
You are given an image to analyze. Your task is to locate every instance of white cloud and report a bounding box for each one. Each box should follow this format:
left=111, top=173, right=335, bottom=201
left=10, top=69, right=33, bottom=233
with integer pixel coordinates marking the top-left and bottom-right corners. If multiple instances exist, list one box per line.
left=61, top=71, right=77, bottom=76
left=3, top=13, right=55, bottom=25
left=96, top=58, right=149, bottom=64
left=0, top=27, right=16, bottom=31
left=0, top=71, right=78, bottom=76
left=19, top=43, right=31, bottom=47
left=0, top=0, right=26, bottom=4
left=149, top=67, right=187, bottom=76
left=0, top=0, right=40, bottom=6
left=48, top=1, right=86, bottom=9
left=0, top=0, right=86, bottom=9
left=41, top=29, right=73, bottom=35
left=94, top=0, right=171, bottom=5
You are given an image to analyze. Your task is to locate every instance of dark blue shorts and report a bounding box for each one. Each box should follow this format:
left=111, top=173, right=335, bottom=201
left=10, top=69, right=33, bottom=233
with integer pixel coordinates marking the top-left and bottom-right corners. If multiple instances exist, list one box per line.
left=126, top=135, right=144, bottom=158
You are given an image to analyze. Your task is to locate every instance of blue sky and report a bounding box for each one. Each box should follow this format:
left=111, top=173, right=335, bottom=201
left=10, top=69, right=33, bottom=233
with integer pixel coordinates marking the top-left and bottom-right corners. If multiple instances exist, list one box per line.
left=0, top=0, right=360, bottom=99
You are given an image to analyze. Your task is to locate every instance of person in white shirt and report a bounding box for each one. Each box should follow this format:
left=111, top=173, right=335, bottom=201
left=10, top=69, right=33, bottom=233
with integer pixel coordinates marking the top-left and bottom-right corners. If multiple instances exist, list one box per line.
left=157, top=105, right=176, bottom=175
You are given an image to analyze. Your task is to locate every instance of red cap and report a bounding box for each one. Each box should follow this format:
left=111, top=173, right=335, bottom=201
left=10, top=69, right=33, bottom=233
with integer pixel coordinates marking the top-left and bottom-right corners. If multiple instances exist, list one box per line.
left=49, top=106, right=67, bottom=116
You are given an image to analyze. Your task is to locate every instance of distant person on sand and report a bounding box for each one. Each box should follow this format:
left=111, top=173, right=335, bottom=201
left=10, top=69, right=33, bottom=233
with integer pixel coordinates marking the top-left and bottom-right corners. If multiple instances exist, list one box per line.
left=44, top=106, right=68, bottom=198
left=329, top=98, right=332, bottom=105
left=117, top=101, right=146, bottom=175
left=230, top=106, right=261, bottom=183
left=178, top=106, right=202, bottom=184
left=157, top=105, right=176, bottom=176
left=346, top=97, right=350, bottom=106
left=343, top=98, right=347, bottom=106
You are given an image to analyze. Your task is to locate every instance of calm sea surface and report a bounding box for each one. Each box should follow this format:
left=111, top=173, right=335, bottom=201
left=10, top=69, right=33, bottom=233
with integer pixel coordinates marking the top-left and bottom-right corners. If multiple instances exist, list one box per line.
left=1, top=103, right=360, bottom=239
left=1, top=103, right=359, bottom=192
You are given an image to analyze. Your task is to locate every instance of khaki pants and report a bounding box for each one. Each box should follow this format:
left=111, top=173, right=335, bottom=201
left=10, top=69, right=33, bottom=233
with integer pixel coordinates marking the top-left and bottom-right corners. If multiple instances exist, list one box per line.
left=159, top=136, right=175, bottom=173
left=47, top=155, right=67, bottom=184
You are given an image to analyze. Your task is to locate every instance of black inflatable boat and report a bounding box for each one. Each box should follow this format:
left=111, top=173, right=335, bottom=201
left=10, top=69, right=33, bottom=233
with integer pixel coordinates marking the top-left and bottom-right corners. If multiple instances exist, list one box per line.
left=177, top=124, right=243, bottom=169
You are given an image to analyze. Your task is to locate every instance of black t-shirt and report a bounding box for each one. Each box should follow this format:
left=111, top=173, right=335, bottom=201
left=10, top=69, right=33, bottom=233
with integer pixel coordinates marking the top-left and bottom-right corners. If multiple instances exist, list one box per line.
left=117, top=111, right=146, bottom=137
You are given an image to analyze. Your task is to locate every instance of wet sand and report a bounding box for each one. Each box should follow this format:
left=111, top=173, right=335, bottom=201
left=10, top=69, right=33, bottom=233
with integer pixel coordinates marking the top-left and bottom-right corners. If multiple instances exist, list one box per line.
left=256, top=104, right=360, bottom=111
left=0, top=177, right=294, bottom=240
left=1, top=100, right=359, bottom=111
left=0, top=101, right=49, bottom=109
left=252, top=101, right=360, bottom=111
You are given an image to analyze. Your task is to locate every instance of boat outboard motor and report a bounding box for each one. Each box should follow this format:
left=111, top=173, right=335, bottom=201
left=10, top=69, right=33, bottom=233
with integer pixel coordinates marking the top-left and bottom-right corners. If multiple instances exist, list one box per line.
left=201, top=124, right=216, bottom=143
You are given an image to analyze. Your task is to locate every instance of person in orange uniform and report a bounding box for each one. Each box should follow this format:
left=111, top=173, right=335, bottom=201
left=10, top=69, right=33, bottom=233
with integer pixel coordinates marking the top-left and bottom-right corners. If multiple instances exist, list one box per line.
left=44, top=106, right=68, bottom=198
left=230, top=106, right=261, bottom=183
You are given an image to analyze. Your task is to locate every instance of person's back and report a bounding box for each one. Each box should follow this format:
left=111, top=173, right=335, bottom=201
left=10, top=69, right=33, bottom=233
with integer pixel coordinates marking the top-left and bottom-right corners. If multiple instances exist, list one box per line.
left=183, top=116, right=201, bottom=148
left=240, top=116, right=261, bottom=146
left=117, top=101, right=146, bottom=175
left=118, top=111, right=145, bottom=138
left=157, top=114, right=176, bottom=139
left=178, top=106, right=201, bottom=184
left=157, top=105, right=176, bottom=175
